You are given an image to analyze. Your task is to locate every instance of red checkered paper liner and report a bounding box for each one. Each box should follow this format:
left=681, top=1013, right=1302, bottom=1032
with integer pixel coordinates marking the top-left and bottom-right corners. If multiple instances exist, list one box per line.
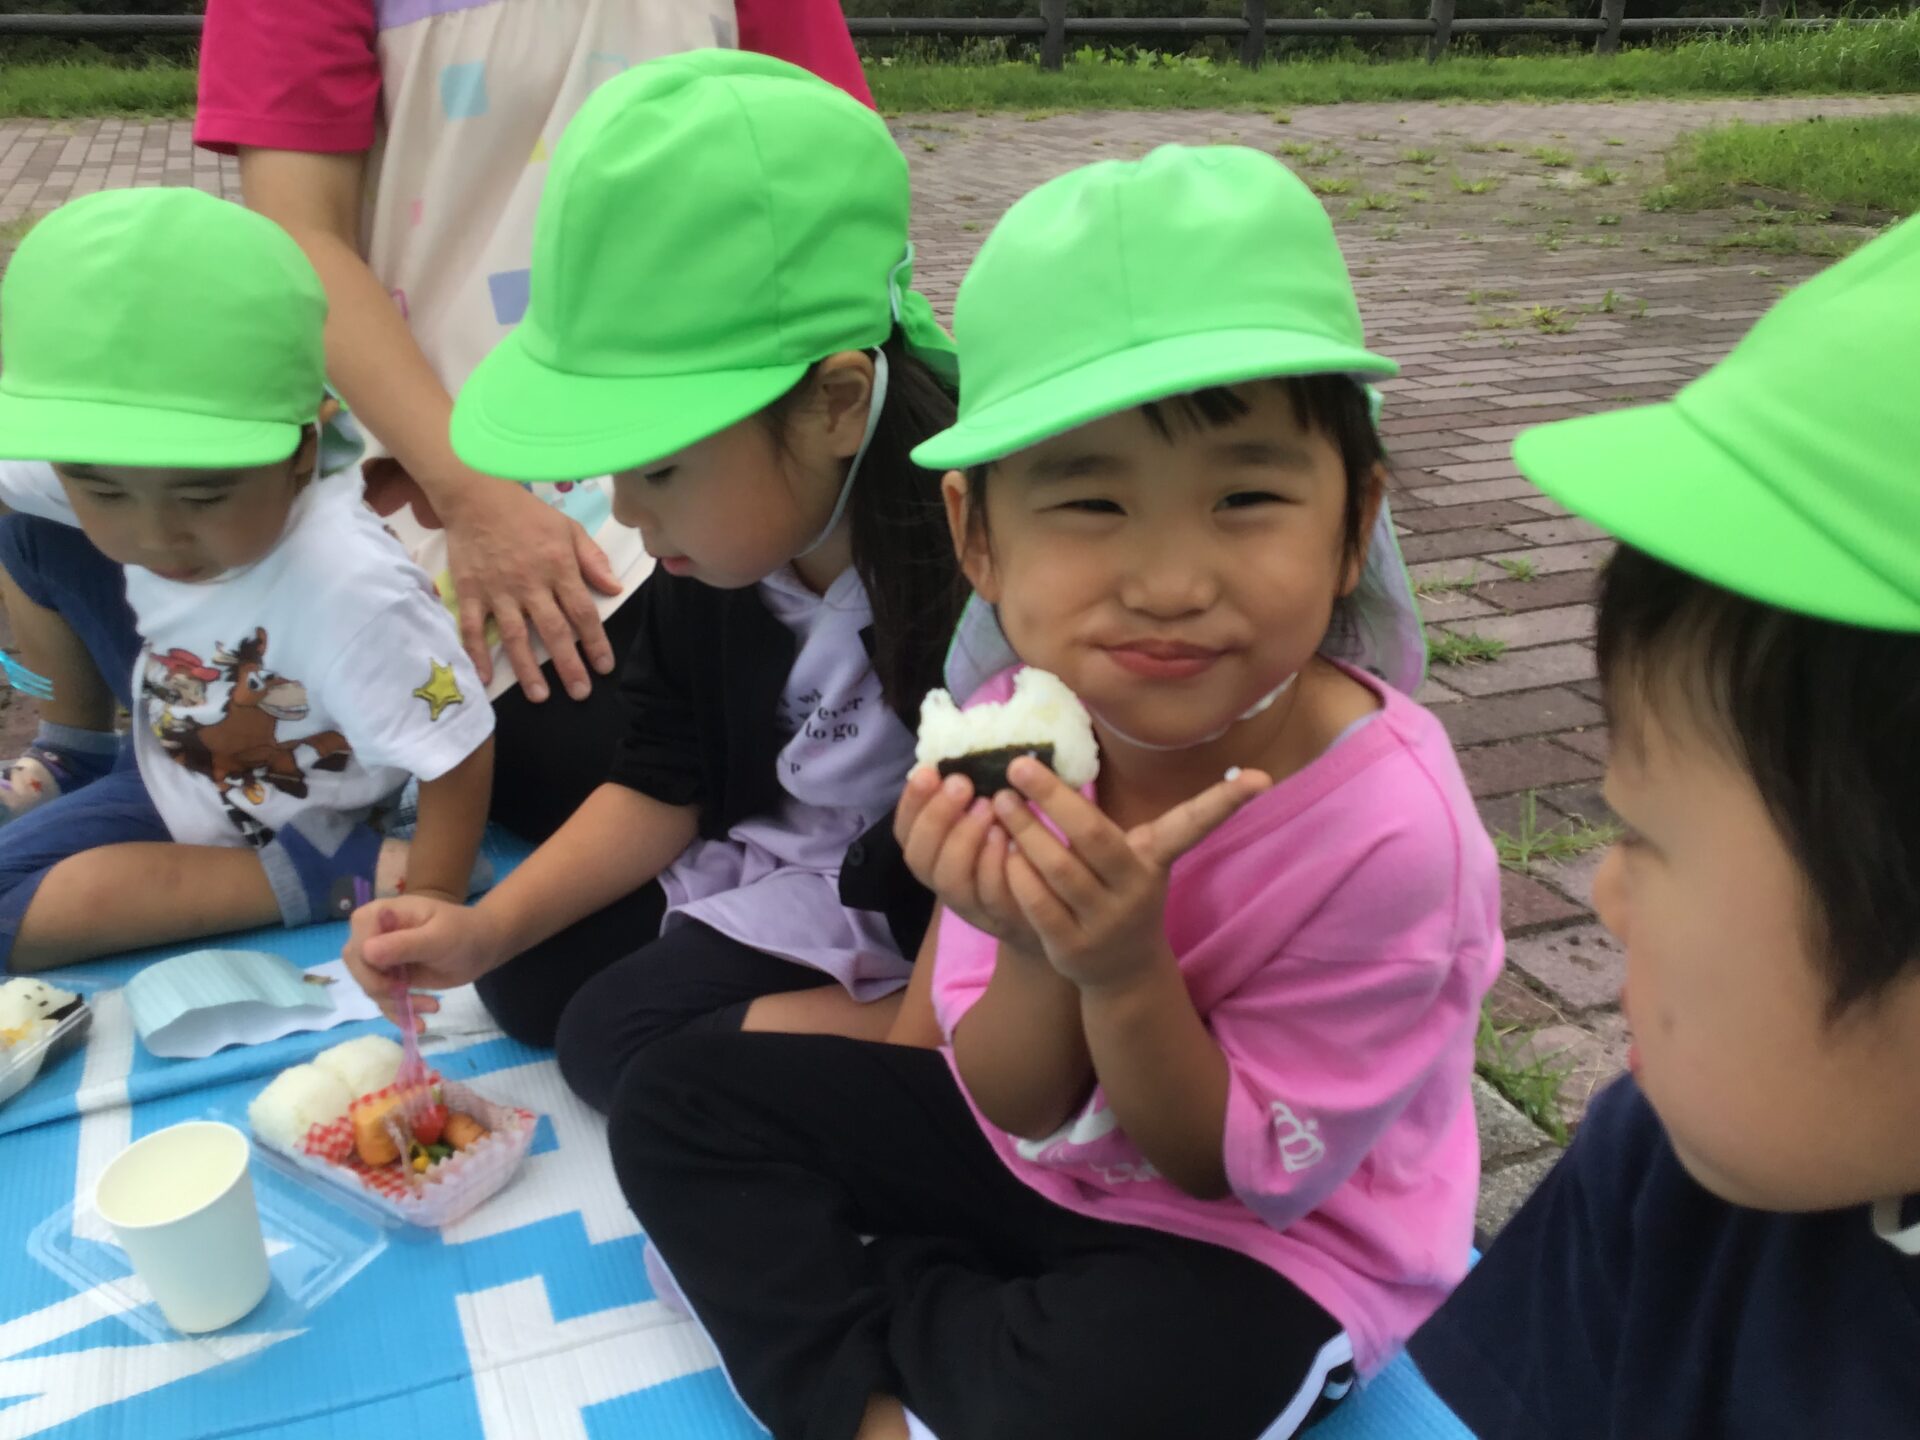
left=272, top=1073, right=537, bottom=1228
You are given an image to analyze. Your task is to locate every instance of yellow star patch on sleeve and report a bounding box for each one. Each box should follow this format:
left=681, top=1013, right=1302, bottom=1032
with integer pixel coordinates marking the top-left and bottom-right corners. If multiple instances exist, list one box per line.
left=413, top=659, right=465, bottom=721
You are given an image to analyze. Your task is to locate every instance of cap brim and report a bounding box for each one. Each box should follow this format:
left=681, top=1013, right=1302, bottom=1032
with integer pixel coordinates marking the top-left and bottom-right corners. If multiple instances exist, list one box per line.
left=1514, top=402, right=1920, bottom=631
left=0, top=393, right=302, bottom=469
left=452, top=331, right=811, bottom=482
left=911, top=327, right=1399, bottom=471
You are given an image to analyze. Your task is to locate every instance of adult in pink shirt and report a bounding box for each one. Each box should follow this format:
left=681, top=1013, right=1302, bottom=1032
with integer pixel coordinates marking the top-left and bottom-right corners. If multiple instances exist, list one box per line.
left=193, top=0, right=874, bottom=843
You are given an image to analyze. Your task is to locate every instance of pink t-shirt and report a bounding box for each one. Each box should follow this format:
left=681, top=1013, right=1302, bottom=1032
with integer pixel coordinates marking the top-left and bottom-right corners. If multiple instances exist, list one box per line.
left=194, top=0, right=872, bottom=157
left=931, top=666, right=1504, bottom=1376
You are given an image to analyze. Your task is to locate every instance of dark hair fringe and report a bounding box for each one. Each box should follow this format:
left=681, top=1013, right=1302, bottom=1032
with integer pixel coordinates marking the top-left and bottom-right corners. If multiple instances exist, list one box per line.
left=765, top=330, right=966, bottom=726
left=1597, top=546, right=1920, bottom=1016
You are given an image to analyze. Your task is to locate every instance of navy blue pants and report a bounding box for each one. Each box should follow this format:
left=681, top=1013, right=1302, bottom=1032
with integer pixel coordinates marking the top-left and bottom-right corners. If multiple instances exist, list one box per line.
left=0, top=515, right=161, bottom=968
left=0, top=511, right=139, bottom=708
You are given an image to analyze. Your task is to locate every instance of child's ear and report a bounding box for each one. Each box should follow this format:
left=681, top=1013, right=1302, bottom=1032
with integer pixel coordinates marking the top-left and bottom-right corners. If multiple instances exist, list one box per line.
left=941, top=468, right=1000, bottom=603
left=1339, top=462, right=1388, bottom=597
left=290, top=424, right=321, bottom=490
left=812, top=351, right=877, bottom=461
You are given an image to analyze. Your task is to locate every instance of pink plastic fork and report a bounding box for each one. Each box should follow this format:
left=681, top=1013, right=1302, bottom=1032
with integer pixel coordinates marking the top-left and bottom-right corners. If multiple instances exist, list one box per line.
left=354, top=878, right=429, bottom=1133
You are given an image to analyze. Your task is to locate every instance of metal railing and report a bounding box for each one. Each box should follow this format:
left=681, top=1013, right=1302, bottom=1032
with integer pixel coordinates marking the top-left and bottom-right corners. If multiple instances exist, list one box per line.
left=0, top=3, right=1839, bottom=68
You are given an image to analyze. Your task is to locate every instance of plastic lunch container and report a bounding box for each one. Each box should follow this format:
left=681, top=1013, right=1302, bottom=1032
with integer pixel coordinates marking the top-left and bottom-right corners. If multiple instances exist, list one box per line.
left=258, top=1071, right=539, bottom=1229
left=0, top=1001, right=92, bottom=1108
left=30, top=1071, right=539, bottom=1344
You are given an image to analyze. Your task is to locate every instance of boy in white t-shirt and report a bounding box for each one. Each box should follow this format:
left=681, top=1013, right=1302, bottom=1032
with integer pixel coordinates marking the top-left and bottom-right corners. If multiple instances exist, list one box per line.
left=0, top=187, right=495, bottom=973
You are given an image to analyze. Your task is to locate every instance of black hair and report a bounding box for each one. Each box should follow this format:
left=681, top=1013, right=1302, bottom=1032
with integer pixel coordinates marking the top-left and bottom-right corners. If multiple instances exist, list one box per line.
left=1597, top=546, right=1920, bottom=1016
left=963, top=375, right=1384, bottom=578
left=764, top=328, right=966, bottom=726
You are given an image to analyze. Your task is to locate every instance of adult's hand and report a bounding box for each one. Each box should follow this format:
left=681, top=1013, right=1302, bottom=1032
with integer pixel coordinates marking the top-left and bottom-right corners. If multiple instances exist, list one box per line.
left=436, top=473, right=621, bottom=701
left=237, top=145, right=621, bottom=702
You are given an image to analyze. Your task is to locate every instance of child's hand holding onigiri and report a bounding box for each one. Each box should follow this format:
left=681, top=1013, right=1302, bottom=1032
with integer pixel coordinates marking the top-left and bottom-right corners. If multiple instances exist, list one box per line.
left=901, top=666, right=1268, bottom=979
left=988, top=756, right=1271, bottom=991
left=899, top=668, right=1101, bottom=955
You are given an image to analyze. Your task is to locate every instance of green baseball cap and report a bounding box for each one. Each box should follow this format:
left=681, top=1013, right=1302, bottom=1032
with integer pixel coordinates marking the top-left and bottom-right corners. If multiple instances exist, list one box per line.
left=911, top=144, right=1397, bottom=470
left=453, top=50, right=956, bottom=482
left=0, top=187, right=325, bottom=468
left=1514, top=215, right=1920, bottom=632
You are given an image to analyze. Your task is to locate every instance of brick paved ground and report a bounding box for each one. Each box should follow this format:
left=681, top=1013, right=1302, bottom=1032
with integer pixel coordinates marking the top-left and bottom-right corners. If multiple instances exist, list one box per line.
left=2, top=93, right=1910, bottom=1230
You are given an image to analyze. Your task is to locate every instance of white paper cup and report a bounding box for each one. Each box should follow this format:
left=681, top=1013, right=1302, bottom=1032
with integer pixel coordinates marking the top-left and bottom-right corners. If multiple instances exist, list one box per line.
left=93, top=1120, right=272, bottom=1334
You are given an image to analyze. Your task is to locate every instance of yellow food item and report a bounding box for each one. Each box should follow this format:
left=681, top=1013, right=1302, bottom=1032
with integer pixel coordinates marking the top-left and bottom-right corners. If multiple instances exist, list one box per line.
left=412, top=1153, right=430, bottom=1174
left=444, top=1111, right=487, bottom=1151
left=352, top=1092, right=405, bottom=1166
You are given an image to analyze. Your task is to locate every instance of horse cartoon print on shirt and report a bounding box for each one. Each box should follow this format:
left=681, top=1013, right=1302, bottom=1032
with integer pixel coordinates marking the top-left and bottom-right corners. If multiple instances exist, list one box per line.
left=152, top=627, right=351, bottom=844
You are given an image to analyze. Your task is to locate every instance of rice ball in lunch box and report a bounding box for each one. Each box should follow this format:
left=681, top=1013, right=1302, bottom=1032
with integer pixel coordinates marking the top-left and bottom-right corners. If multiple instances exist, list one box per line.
left=915, top=667, right=1100, bottom=795
left=249, top=1063, right=353, bottom=1152
left=0, top=977, right=83, bottom=1040
left=312, top=1035, right=403, bottom=1100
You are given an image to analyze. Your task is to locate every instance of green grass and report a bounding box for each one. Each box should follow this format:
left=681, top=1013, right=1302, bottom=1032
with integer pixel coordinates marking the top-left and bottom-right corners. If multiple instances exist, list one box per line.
left=14, top=20, right=1920, bottom=119
left=1655, top=113, right=1920, bottom=217
left=1309, top=175, right=1355, bottom=196
left=1492, top=791, right=1622, bottom=872
left=1582, top=163, right=1620, bottom=186
left=1596, top=212, right=1623, bottom=225
left=1466, top=286, right=1518, bottom=303
left=1530, top=145, right=1575, bottom=167
left=1275, top=139, right=1317, bottom=158
left=0, top=59, right=195, bottom=118
left=1413, top=569, right=1484, bottom=598
left=861, top=23, right=1920, bottom=112
left=1494, top=555, right=1539, bottom=579
left=1452, top=172, right=1502, bottom=194
left=1477, top=1008, right=1572, bottom=1145
left=1426, top=629, right=1508, bottom=666
left=1400, top=146, right=1440, bottom=164
left=1350, top=191, right=1401, bottom=212
left=1528, top=304, right=1576, bottom=332
left=1713, top=226, right=1854, bottom=256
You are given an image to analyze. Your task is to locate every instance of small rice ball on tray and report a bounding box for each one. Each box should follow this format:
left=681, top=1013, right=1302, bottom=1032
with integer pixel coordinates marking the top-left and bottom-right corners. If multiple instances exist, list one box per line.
left=312, top=1034, right=403, bottom=1100
left=249, top=1063, right=353, bottom=1153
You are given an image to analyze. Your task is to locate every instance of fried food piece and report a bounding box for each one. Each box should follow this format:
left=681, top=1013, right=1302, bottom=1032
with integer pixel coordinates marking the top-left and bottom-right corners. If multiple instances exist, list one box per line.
left=444, top=1111, right=488, bottom=1151
left=352, top=1091, right=405, bottom=1166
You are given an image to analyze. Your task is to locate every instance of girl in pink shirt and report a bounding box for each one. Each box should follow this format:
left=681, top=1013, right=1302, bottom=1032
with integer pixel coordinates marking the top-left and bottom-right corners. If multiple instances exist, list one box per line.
left=611, top=145, right=1502, bottom=1440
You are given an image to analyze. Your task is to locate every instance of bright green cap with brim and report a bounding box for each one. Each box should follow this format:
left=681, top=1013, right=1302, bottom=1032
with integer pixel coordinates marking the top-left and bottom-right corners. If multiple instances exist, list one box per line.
left=1514, top=214, right=1920, bottom=632
left=912, top=144, right=1397, bottom=471
left=0, top=188, right=326, bottom=468
left=453, top=50, right=957, bottom=482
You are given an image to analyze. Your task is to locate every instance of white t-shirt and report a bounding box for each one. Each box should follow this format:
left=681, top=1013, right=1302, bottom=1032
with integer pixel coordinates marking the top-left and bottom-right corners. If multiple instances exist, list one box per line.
left=0, top=461, right=494, bottom=848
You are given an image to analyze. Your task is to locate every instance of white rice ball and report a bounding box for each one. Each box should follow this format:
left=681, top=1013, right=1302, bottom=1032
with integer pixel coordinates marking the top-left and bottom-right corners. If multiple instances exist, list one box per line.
left=312, top=1035, right=403, bottom=1101
left=915, top=667, right=1100, bottom=788
left=0, top=977, right=79, bottom=1033
left=249, top=1063, right=353, bottom=1152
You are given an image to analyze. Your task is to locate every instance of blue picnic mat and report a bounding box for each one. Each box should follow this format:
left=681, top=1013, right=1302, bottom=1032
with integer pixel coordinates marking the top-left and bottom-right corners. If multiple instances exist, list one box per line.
left=0, top=824, right=1469, bottom=1440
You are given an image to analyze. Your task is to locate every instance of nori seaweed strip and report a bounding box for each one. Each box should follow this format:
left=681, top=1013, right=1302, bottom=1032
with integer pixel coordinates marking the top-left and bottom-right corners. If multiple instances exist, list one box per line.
left=936, top=743, right=1055, bottom=796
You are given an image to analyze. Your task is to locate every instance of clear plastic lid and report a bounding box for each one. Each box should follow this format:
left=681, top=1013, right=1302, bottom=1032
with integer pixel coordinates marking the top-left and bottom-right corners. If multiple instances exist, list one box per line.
left=29, top=1141, right=390, bottom=1345
left=0, top=1002, right=91, bottom=1109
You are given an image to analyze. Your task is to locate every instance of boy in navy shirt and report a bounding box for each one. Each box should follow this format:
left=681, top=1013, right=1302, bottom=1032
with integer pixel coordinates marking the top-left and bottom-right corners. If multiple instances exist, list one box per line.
left=1408, top=217, right=1920, bottom=1437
